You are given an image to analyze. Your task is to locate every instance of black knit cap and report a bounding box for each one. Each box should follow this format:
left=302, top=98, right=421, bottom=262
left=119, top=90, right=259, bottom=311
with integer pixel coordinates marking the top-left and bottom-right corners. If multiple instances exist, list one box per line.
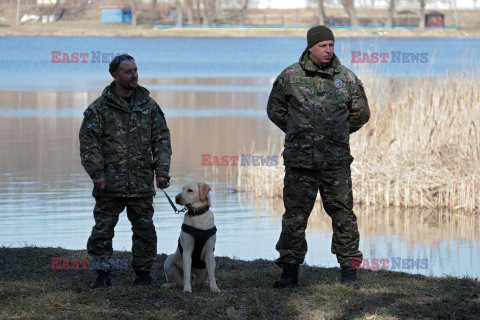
left=307, top=25, right=335, bottom=49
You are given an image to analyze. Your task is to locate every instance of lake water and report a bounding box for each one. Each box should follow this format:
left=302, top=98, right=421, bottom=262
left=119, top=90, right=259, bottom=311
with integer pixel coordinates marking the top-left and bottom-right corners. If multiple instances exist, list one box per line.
left=0, top=36, right=479, bottom=278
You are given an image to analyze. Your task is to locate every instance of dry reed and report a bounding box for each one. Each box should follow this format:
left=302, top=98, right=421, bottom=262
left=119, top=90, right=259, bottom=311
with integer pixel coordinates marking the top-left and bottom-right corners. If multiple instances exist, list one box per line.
left=236, top=72, right=480, bottom=212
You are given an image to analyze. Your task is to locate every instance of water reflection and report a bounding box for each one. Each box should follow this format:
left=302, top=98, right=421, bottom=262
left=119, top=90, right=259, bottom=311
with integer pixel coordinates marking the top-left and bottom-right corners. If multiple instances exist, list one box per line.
left=1, top=77, right=479, bottom=278
left=246, top=195, right=480, bottom=277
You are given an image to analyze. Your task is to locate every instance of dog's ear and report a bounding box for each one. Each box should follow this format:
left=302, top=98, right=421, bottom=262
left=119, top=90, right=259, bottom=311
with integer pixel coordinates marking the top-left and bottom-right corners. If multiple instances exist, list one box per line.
left=198, top=182, right=211, bottom=202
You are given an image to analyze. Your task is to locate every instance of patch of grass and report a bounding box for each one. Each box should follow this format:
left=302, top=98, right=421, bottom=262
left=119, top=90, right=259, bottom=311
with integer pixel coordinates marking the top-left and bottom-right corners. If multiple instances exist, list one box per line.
left=1, top=246, right=479, bottom=319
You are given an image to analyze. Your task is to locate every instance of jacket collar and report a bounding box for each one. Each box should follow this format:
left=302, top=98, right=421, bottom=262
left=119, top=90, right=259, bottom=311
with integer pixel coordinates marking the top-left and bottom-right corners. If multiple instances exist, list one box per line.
left=299, top=49, right=341, bottom=77
left=102, top=81, right=151, bottom=112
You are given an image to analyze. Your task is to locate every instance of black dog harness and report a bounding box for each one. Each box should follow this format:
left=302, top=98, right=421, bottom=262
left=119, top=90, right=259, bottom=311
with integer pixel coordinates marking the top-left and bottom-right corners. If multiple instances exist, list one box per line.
left=178, top=205, right=216, bottom=269
left=178, top=224, right=217, bottom=269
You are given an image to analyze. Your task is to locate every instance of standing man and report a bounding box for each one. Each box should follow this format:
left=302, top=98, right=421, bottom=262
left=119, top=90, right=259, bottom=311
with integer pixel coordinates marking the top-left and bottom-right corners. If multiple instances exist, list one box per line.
left=267, top=26, right=370, bottom=288
left=80, top=54, right=172, bottom=288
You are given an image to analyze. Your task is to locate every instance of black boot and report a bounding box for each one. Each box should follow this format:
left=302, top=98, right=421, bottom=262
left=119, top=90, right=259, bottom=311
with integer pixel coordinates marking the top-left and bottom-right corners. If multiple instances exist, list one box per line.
left=90, top=270, right=111, bottom=289
left=341, top=266, right=360, bottom=288
left=133, top=270, right=159, bottom=286
left=273, top=263, right=299, bottom=288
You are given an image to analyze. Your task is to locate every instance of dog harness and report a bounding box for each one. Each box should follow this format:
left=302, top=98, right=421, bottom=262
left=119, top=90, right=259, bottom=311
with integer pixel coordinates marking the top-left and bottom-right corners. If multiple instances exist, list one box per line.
left=178, top=223, right=217, bottom=269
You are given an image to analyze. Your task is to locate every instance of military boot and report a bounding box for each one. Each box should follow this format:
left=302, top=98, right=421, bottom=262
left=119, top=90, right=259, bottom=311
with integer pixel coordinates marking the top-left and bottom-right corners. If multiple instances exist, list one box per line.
left=133, top=270, right=159, bottom=286
left=90, top=270, right=111, bottom=289
left=341, top=266, right=360, bottom=288
left=273, top=263, right=299, bottom=288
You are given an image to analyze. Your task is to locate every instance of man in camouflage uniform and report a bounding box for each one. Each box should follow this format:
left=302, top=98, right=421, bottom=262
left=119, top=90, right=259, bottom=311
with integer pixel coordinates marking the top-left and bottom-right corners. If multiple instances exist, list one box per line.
left=79, top=55, right=172, bottom=288
left=267, top=26, right=370, bottom=288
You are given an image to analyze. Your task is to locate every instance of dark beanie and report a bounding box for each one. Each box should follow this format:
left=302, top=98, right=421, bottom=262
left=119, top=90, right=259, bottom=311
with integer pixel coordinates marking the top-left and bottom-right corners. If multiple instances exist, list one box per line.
left=307, top=25, right=335, bottom=49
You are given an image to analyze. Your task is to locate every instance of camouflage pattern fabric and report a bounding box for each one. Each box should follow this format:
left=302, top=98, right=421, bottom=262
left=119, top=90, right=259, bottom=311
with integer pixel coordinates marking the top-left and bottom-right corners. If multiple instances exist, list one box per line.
left=79, top=81, right=172, bottom=197
left=87, top=196, right=157, bottom=272
left=275, top=167, right=363, bottom=268
left=267, top=52, right=370, bottom=169
left=268, top=50, right=369, bottom=268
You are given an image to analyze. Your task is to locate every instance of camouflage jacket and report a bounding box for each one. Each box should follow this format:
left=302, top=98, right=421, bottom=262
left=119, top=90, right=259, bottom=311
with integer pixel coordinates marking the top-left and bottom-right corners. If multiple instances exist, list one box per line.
left=79, top=82, right=172, bottom=197
left=267, top=51, right=370, bottom=169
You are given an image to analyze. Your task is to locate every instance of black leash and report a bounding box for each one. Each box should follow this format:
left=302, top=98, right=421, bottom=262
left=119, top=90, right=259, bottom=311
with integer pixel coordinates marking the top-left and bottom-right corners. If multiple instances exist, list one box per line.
left=160, top=188, right=187, bottom=215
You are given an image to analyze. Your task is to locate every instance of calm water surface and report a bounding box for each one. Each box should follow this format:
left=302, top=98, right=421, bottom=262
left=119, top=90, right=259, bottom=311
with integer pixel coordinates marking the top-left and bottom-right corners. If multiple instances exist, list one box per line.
left=0, top=37, right=479, bottom=278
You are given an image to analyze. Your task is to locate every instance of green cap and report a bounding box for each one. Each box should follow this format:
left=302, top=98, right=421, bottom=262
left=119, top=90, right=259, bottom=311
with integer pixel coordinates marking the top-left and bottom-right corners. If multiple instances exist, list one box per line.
left=307, top=25, right=335, bottom=49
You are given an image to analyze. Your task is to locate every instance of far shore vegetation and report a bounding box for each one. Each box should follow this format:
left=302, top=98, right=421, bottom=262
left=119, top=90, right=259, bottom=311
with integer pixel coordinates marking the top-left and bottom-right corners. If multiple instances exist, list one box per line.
left=0, top=1, right=479, bottom=38
left=1, top=246, right=480, bottom=319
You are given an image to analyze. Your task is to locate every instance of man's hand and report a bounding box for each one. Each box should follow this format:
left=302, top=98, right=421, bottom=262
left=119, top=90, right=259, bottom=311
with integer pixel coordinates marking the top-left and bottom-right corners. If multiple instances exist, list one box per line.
left=156, top=177, right=169, bottom=189
left=93, top=178, right=106, bottom=190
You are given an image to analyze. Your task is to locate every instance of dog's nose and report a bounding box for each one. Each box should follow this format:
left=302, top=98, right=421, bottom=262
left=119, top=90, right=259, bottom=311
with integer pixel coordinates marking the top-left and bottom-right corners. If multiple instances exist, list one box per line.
left=175, top=194, right=181, bottom=204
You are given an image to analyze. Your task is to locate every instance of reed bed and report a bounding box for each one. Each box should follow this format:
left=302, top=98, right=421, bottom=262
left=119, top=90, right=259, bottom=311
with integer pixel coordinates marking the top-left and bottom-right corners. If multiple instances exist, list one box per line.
left=237, top=72, right=480, bottom=212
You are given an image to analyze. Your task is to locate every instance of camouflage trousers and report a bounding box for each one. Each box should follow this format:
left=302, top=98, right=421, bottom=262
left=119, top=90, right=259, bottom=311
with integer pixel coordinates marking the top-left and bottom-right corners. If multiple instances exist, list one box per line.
left=87, top=196, right=157, bottom=272
left=276, top=166, right=363, bottom=268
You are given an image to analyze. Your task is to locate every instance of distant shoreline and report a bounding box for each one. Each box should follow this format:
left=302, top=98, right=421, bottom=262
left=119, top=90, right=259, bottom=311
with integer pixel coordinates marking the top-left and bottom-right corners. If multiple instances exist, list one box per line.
left=1, top=21, right=480, bottom=38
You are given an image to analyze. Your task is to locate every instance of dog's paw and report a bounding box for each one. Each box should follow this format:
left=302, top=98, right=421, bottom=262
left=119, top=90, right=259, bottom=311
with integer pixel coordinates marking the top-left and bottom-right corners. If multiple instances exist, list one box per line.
left=210, top=286, right=221, bottom=292
left=183, top=286, right=192, bottom=292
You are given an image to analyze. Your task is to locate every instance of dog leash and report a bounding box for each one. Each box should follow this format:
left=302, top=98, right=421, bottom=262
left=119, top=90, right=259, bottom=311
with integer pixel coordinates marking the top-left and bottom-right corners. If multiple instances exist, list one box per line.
left=160, top=188, right=187, bottom=215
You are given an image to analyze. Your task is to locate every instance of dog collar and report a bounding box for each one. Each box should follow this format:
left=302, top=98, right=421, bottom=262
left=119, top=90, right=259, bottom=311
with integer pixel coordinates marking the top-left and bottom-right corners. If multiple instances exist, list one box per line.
left=187, top=206, right=210, bottom=216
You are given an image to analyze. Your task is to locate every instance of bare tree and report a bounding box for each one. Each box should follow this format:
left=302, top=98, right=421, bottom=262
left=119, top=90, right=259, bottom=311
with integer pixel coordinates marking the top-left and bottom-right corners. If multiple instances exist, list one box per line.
left=184, top=0, right=194, bottom=25
left=340, top=0, right=360, bottom=26
left=175, top=0, right=184, bottom=26
left=418, top=0, right=426, bottom=29
left=307, top=0, right=326, bottom=25
left=316, top=0, right=326, bottom=25
left=201, top=0, right=216, bottom=26
left=129, top=0, right=137, bottom=26
left=238, top=0, right=250, bottom=26
left=386, top=0, right=395, bottom=27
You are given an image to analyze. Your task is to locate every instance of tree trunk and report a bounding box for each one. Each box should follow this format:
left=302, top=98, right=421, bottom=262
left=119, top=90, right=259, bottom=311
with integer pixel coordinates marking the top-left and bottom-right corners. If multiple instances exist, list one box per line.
left=418, top=0, right=426, bottom=29
left=340, top=0, right=360, bottom=26
left=239, top=0, right=249, bottom=26
left=386, top=0, right=395, bottom=27
left=317, top=0, right=325, bottom=25
left=202, top=0, right=209, bottom=26
left=195, top=0, right=202, bottom=24
left=176, top=0, right=183, bottom=26
left=185, top=0, right=194, bottom=25
left=202, top=0, right=216, bottom=26
left=129, top=0, right=137, bottom=26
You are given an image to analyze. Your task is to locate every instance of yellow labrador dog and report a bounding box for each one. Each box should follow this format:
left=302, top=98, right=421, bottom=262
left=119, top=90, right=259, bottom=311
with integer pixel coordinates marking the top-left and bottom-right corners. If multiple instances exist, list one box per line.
left=163, top=181, right=220, bottom=292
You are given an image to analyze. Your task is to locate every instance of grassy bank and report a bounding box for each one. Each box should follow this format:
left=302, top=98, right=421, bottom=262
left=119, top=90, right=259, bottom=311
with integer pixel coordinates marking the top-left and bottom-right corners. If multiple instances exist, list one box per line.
left=0, top=246, right=479, bottom=319
left=238, top=73, right=480, bottom=212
